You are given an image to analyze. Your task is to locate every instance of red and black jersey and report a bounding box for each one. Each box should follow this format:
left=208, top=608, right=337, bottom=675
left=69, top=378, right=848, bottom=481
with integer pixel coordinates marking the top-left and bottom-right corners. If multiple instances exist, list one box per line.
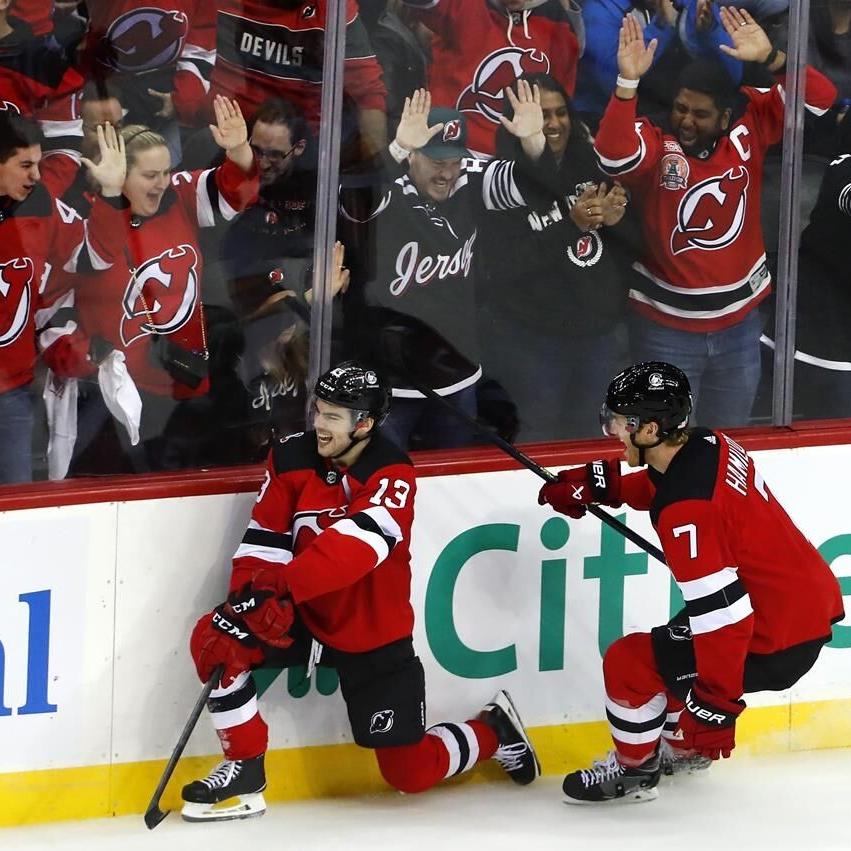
left=621, top=428, right=843, bottom=705
left=406, top=0, right=579, bottom=157
left=0, top=184, right=88, bottom=393
left=69, top=158, right=258, bottom=399
left=8, top=0, right=52, bottom=36
left=81, top=2, right=216, bottom=126
left=177, top=0, right=386, bottom=126
left=228, top=431, right=416, bottom=653
left=0, top=18, right=83, bottom=194
left=593, top=69, right=836, bottom=332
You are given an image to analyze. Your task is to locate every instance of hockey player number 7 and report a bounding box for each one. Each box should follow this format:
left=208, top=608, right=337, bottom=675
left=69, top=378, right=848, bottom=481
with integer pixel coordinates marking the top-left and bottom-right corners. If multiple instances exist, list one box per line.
left=672, top=523, right=698, bottom=559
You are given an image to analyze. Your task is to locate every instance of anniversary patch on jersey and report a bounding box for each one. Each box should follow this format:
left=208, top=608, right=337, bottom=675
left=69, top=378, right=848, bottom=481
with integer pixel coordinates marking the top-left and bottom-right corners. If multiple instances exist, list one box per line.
left=659, top=153, right=689, bottom=191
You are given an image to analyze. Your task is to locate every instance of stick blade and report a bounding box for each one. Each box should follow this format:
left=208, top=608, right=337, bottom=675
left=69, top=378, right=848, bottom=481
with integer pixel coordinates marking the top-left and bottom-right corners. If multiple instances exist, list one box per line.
left=144, top=805, right=170, bottom=830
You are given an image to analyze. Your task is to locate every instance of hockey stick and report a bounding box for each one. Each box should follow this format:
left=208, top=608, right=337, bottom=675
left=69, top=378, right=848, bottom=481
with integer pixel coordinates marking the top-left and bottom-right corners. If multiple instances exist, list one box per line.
left=376, top=330, right=667, bottom=565
left=144, top=664, right=224, bottom=829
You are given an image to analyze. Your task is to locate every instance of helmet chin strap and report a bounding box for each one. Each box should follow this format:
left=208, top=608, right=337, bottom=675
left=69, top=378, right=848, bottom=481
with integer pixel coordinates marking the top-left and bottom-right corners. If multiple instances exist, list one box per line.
left=330, top=417, right=372, bottom=460
left=630, top=430, right=664, bottom=467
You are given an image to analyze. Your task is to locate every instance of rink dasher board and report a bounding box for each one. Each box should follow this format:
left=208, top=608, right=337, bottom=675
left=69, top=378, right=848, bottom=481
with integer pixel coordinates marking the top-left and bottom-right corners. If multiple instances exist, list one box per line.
left=1, top=444, right=850, bottom=825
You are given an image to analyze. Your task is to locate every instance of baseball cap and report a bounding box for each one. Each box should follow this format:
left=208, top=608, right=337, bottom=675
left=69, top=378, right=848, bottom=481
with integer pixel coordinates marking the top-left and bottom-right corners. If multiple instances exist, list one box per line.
left=419, top=108, right=470, bottom=160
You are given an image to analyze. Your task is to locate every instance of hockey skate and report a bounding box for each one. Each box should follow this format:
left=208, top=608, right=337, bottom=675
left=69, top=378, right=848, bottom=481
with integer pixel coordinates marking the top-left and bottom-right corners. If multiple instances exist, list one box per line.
left=478, top=689, right=541, bottom=785
left=659, top=739, right=712, bottom=776
left=181, top=755, right=267, bottom=822
left=562, top=750, right=661, bottom=804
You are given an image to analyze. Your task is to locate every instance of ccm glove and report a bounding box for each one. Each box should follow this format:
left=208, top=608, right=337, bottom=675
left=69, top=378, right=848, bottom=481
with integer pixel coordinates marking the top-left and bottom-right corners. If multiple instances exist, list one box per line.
left=678, top=685, right=746, bottom=760
left=537, top=459, right=622, bottom=519
left=190, top=605, right=265, bottom=686
left=225, top=577, right=295, bottom=650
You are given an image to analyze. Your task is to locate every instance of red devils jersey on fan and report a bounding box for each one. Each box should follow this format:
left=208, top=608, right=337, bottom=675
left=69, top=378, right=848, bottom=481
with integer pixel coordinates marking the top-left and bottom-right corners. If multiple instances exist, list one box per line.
left=406, top=0, right=579, bottom=156
left=71, top=158, right=258, bottom=399
left=0, top=185, right=87, bottom=393
left=620, top=428, right=843, bottom=705
left=229, top=431, right=416, bottom=653
left=0, top=19, right=83, bottom=195
left=82, top=2, right=216, bottom=126
left=181, top=0, right=385, bottom=126
left=84, top=1, right=193, bottom=75
left=594, top=69, right=836, bottom=332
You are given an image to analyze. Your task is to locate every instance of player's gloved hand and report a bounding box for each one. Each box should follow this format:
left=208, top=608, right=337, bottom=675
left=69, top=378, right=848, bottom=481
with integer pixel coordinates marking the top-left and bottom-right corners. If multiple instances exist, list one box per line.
left=225, top=578, right=295, bottom=650
left=190, top=605, right=265, bottom=686
left=537, top=459, right=623, bottom=519
left=677, top=685, right=746, bottom=760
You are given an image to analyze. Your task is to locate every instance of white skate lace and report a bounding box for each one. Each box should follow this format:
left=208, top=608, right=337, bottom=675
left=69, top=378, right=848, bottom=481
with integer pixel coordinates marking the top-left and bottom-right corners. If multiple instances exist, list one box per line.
left=495, top=742, right=529, bottom=772
left=201, top=760, right=241, bottom=790
left=579, top=751, right=625, bottom=789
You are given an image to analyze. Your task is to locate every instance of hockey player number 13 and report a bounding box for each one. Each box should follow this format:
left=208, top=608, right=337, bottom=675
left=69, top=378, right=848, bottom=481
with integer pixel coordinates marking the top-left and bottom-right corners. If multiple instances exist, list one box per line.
left=370, top=478, right=410, bottom=509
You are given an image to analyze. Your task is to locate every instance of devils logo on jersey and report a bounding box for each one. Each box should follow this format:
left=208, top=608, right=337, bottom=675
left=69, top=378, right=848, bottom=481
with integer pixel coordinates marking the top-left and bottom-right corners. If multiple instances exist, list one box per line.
left=0, top=101, right=21, bottom=114
left=120, top=244, right=199, bottom=346
left=292, top=507, right=348, bottom=550
left=103, top=8, right=189, bottom=73
left=457, top=48, right=550, bottom=123
left=0, top=258, right=34, bottom=347
left=671, top=167, right=749, bottom=255
left=566, top=231, right=603, bottom=267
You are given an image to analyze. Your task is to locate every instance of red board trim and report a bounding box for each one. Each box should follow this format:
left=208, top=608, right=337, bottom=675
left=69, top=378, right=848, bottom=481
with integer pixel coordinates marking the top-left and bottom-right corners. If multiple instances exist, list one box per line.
left=2, top=421, right=849, bottom=512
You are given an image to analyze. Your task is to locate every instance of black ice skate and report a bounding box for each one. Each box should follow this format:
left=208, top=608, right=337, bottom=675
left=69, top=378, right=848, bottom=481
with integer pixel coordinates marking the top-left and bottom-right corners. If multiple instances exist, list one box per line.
left=659, top=739, right=712, bottom=776
left=181, top=754, right=267, bottom=822
left=562, top=750, right=661, bottom=804
left=478, top=689, right=541, bottom=785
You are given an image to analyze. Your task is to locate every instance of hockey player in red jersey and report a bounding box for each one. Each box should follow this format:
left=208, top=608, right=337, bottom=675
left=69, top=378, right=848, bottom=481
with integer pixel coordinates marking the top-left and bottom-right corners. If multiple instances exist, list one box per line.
left=538, top=361, right=844, bottom=803
left=593, top=10, right=837, bottom=428
left=182, top=362, right=540, bottom=821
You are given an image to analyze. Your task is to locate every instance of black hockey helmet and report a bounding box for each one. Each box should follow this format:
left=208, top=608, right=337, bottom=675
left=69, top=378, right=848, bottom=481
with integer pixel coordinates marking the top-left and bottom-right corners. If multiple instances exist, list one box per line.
left=600, top=361, right=692, bottom=438
left=314, top=360, right=390, bottom=426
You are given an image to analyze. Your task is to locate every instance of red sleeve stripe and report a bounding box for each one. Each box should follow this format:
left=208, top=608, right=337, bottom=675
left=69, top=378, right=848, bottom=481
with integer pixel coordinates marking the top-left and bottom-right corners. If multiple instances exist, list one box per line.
left=595, top=123, right=647, bottom=175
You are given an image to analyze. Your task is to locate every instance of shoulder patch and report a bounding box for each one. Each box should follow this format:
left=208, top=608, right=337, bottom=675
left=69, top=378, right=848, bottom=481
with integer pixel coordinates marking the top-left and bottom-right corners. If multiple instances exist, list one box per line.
left=349, top=433, right=413, bottom=483
left=272, top=431, right=322, bottom=475
left=650, top=429, right=719, bottom=525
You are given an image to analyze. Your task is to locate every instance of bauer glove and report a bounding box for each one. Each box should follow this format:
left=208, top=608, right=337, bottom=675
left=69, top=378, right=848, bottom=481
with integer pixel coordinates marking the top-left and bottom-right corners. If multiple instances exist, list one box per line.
left=677, top=685, right=745, bottom=760
left=537, top=459, right=623, bottom=518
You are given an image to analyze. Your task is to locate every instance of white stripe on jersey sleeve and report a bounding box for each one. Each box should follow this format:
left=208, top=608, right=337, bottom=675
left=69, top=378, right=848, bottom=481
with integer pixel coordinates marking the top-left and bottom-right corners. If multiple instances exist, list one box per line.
left=595, top=123, right=647, bottom=174
left=482, top=160, right=526, bottom=211
left=233, top=520, right=294, bottom=565
left=195, top=169, right=216, bottom=228
left=329, top=505, right=403, bottom=565
left=678, top=566, right=740, bottom=601
left=688, top=594, right=753, bottom=636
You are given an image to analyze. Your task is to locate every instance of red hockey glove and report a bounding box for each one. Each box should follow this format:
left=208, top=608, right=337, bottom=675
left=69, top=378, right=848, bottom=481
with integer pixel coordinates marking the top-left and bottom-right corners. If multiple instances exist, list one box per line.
left=189, top=605, right=265, bottom=686
left=537, top=460, right=623, bottom=519
left=225, top=580, right=295, bottom=650
left=677, top=685, right=746, bottom=760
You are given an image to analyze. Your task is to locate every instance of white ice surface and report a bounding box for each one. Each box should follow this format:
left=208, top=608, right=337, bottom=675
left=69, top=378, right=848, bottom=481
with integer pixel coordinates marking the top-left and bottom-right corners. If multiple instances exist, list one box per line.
left=4, top=749, right=850, bottom=851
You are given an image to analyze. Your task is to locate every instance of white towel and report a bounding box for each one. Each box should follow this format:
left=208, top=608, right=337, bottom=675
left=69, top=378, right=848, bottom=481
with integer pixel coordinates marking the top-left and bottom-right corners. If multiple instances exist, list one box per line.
left=98, top=350, right=142, bottom=446
left=43, top=371, right=78, bottom=480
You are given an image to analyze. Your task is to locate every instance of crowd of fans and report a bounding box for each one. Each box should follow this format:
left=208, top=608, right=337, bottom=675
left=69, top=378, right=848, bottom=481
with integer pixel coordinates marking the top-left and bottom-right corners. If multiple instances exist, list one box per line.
left=0, top=0, right=849, bottom=485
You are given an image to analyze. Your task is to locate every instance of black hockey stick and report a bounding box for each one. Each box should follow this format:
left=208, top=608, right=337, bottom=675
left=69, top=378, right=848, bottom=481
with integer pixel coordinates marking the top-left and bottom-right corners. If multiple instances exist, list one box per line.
left=376, top=329, right=667, bottom=565
left=144, top=664, right=224, bottom=830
